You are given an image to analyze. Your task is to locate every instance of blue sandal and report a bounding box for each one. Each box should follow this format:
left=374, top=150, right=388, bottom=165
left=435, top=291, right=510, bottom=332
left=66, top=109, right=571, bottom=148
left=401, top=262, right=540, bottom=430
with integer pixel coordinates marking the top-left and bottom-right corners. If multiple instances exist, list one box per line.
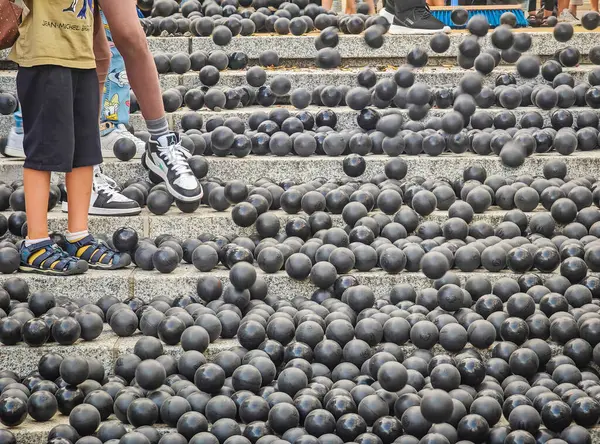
left=65, top=234, right=131, bottom=270
left=20, top=240, right=88, bottom=276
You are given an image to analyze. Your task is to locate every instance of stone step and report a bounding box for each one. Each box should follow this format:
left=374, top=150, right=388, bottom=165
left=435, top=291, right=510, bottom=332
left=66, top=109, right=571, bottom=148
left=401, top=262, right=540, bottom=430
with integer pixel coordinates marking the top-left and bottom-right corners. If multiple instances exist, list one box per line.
left=0, top=66, right=594, bottom=95
left=0, top=208, right=564, bottom=242
left=0, top=324, right=565, bottom=385
left=5, top=416, right=600, bottom=444
left=0, top=267, right=592, bottom=305
left=0, top=31, right=598, bottom=68
left=0, top=324, right=238, bottom=377
left=2, top=150, right=600, bottom=186
left=2, top=105, right=599, bottom=139
left=0, top=416, right=173, bottom=444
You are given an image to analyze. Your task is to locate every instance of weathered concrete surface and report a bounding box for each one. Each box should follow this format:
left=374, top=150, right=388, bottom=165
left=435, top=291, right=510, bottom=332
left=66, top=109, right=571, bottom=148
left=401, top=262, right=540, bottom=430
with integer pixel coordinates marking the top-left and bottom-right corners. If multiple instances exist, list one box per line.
left=0, top=207, right=557, bottom=241
left=2, top=148, right=600, bottom=186
left=0, top=267, right=593, bottom=305
left=0, top=66, right=593, bottom=94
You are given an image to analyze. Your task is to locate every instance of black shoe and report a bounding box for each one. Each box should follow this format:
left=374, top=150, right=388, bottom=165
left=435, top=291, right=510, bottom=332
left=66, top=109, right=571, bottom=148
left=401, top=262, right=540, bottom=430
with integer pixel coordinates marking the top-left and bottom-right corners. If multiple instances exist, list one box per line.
left=390, top=5, right=451, bottom=34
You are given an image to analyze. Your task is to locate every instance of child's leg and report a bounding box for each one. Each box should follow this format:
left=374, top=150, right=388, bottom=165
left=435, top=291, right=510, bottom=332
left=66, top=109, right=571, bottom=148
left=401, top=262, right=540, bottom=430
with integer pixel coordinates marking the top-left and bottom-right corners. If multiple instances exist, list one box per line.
left=65, top=167, right=94, bottom=234
left=23, top=169, right=51, bottom=240
left=63, top=68, right=131, bottom=270
left=16, top=66, right=88, bottom=275
left=322, top=0, right=333, bottom=9
left=14, top=109, right=23, bottom=135
left=101, top=45, right=131, bottom=127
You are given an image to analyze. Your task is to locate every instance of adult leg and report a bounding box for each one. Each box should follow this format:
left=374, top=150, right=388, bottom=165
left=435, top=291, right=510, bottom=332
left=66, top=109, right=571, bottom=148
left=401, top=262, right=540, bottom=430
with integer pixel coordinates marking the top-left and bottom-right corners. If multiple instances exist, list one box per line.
left=94, top=6, right=111, bottom=108
left=99, top=0, right=167, bottom=135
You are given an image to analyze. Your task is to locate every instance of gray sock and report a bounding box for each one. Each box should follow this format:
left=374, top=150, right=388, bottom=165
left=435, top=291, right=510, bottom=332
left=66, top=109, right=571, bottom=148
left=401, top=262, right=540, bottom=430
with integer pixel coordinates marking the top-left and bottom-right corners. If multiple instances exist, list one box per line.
left=146, top=117, right=170, bottom=140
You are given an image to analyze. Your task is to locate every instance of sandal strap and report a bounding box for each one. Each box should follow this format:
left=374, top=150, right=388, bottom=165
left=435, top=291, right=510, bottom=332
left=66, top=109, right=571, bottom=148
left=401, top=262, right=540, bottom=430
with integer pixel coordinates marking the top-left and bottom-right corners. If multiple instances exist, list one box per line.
left=74, top=237, right=118, bottom=265
left=24, top=242, right=76, bottom=272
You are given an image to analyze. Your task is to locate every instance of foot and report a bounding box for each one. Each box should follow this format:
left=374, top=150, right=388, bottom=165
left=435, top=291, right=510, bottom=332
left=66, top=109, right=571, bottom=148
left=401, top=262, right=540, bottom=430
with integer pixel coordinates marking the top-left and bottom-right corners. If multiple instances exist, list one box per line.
left=61, top=166, right=141, bottom=216
left=0, top=128, right=25, bottom=159
left=389, top=5, right=451, bottom=34
left=559, top=9, right=579, bottom=22
left=20, top=240, right=88, bottom=276
left=100, top=122, right=146, bottom=158
left=144, top=133, right=203, bottom=202
left=64, top=234, right=131, bottom=270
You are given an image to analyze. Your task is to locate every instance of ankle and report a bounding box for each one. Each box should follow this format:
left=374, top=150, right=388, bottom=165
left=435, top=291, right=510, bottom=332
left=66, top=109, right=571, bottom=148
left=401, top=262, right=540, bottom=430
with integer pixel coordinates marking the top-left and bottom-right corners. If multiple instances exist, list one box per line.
left=66, top=230, right=90, bottom=243
left=24, top=237, right=51, bottom=248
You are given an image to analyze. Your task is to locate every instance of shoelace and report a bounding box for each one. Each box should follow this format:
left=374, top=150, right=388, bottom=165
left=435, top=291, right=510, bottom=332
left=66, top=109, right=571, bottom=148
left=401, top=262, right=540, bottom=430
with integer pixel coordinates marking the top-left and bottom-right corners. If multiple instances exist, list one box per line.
left=93, top=169, right=131, bottom=202
left=157, top=143, right=194, bottom=178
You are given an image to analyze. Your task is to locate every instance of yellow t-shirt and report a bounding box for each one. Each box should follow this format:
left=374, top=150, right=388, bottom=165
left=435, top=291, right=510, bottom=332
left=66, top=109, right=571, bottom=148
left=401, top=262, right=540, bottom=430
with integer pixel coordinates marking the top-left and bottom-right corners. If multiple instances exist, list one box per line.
left=9, top=0, right=96, bottom=69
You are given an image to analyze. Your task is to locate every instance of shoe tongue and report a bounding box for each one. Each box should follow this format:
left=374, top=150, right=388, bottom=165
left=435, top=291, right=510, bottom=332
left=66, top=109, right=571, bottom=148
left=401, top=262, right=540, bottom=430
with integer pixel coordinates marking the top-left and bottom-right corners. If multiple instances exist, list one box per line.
left=157, top=134, right=177, bottom=148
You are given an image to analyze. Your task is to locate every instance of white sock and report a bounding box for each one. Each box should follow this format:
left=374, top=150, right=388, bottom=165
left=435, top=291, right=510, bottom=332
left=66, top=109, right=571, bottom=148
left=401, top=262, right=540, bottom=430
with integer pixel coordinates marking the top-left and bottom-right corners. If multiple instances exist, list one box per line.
left=66, top=230, right=89, bottom=243
left=25, top=237, right=51, bottom=248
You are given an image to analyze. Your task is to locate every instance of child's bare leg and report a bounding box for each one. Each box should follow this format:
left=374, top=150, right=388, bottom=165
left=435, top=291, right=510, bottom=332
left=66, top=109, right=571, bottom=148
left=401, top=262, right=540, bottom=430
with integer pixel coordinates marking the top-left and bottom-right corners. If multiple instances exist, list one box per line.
left=23, top=169, right=51, bottom=240
left=65, top=166, right=94, bottom=234
left=322, top=0, right=333, bottom=10
left=346, top=0, right=356, bottom=14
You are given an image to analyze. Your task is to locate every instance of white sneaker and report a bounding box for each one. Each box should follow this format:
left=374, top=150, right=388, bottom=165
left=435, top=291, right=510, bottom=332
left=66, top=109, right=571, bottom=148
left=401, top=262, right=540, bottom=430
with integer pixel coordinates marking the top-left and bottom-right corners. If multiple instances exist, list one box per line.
left=100, top=123, right=146, bottom=158
left=145, top=133, right=203, bottom=202
left=0, top=128, right=25, bottom=158
left=559, top=9, right=579, bottom=22
left=62, top=166, right=141, bottom=216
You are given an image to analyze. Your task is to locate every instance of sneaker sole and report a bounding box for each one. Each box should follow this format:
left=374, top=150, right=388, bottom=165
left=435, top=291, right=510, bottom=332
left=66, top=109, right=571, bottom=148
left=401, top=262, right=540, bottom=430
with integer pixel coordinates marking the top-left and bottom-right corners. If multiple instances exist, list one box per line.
left=389, top=24, right=451, bottom=34
left=145, top=152, right=203, bottom=203
left=379, top=9, right=395, bottom=23
left=19, top=261, right=88, bottom=276
left=61, top=202, right=142, bottom=216
left=1, top=146, right=26, bottom=158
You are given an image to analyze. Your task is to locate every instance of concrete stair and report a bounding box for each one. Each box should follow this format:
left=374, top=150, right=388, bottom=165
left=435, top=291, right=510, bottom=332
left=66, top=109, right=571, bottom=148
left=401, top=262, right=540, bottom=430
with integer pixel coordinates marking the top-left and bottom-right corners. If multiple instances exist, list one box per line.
left=3, top=151, right=600, bottom=186
left=0, top=266, right=594, bottom=305
left=0, top=66, right=595, bottom=96
left=1, top=32, right=598, bottom=65
left=0, top=207, right=549, bottom=241
left=6, top=105, right=600, bottom=139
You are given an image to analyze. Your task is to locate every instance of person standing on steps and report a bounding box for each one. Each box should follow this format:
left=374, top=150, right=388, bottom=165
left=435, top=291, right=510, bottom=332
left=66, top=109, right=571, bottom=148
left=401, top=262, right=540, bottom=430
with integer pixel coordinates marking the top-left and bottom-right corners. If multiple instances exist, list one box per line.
left=9, top=0, right=130, bottom=276
left=2, top=8, right=144, bottom=217
left=93, top=0, right=203, bottom=203
left=381, top=0, right=450, bottom=34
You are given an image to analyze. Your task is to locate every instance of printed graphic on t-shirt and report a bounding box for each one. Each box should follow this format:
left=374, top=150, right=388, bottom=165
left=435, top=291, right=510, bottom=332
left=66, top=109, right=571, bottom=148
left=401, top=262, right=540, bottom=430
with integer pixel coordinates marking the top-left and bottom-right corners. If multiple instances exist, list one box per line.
left=62, top=0, right=94, bottom=19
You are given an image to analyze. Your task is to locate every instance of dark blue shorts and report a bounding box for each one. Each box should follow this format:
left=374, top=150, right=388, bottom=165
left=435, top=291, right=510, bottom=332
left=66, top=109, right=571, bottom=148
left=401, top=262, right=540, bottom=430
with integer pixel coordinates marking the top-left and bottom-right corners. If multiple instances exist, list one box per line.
left=17, top=65, right=103, bottom=173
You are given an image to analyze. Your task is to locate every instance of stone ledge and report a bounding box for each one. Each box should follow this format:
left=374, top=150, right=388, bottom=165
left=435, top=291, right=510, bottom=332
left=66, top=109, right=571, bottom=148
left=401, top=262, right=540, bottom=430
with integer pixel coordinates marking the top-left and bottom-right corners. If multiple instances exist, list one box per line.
left=0, top=324, right=239, bottom=376
left=0, top=268, right=593, bottom=305
left=3, top=106, right=600, bottom=141
left=3, top=150, right=600, bottom=186
left=0, top=207, right=561, bottom=241
left=0, top=66, right=594, bottom=94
